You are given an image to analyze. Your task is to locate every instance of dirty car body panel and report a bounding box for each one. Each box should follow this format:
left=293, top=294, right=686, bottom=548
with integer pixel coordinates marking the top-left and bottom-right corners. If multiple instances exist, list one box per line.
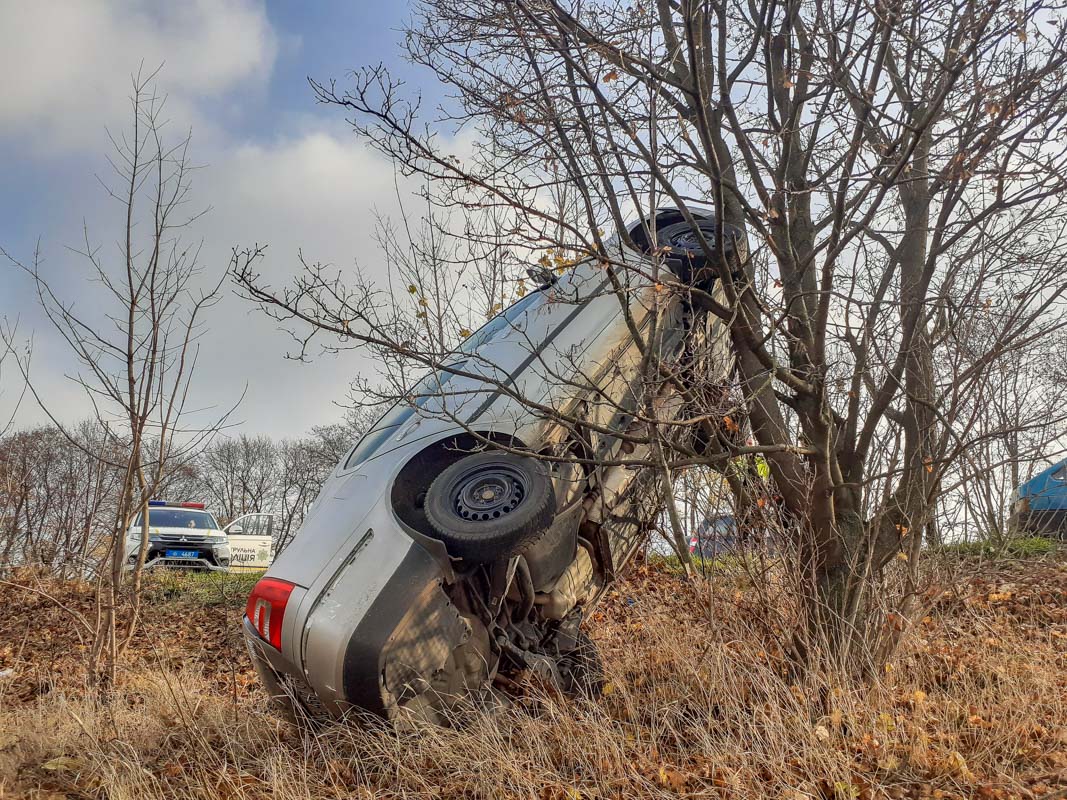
left=1009, top=460, right=1067, bottom=537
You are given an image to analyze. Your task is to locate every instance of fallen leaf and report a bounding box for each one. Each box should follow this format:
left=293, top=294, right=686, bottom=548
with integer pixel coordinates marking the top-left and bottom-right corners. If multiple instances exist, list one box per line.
left=42, top=756, right=87, bottom=772
left=657, top=765, right=688, bottom=791
left=947, top=750, right=976, bottom=781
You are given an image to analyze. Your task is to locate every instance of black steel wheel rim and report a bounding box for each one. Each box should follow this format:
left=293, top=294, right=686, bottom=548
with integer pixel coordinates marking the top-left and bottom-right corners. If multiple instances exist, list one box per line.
left=450, top=464, right=529, bottom=522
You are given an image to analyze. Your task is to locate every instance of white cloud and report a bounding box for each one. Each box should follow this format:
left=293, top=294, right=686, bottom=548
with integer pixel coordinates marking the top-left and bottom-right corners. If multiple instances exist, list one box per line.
left=186, top=131, right=409, bottom=435
left=5, top=126, right=413, bottom=438
left=0, top=0, right=277, bottom=153
left=207, top=132, right=402, bottom=258
left=0, top=1, right=475, bottom=439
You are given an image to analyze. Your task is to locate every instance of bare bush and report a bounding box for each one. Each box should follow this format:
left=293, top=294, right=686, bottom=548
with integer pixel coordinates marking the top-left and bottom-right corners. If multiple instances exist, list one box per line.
left=2, top=70, right=230, bottom=683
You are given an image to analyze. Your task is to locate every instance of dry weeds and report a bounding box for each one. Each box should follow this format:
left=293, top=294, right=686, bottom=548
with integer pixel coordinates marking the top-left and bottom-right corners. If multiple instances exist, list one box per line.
left=0, top=555, right=1064, bottom=799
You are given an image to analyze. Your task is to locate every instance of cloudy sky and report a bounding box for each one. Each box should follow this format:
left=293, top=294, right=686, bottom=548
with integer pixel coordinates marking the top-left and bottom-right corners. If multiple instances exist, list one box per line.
left=0, top=1, right=439, bottom=440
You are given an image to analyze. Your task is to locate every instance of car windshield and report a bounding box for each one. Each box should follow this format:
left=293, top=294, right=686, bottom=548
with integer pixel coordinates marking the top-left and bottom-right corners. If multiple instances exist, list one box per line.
left=135, top=508, right=219, bottom=530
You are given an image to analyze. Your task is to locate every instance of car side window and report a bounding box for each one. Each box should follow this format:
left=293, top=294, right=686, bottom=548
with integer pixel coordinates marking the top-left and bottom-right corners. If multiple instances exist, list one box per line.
left=340, top=289, right=544, bottom=474
left=1052, top=465, right=1067, bottom=482
left=343, top=411, right=412, bottom=471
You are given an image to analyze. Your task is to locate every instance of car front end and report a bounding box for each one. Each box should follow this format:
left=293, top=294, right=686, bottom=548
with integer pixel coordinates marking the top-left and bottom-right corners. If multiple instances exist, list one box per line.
left=125, top=501, right=231, bottom=571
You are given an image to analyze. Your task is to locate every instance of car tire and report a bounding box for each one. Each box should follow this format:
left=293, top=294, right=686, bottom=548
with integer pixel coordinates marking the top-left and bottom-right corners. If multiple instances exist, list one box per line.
left=558, top=629, right=604, bottom=697
left=658, top=218, right=744, bottom=287
left=424, top=452, right=555, bottom=562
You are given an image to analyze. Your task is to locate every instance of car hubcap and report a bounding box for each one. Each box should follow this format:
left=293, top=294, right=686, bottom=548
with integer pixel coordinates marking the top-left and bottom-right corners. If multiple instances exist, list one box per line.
left=451, top=464, right=528, bottom=522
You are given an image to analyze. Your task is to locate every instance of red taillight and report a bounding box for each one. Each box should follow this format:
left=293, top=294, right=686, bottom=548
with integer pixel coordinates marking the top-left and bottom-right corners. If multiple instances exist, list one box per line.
left=688, top=536, right=698, bottom=553
left=181, top=501, right=206, bottom=509
left=246, top=577, right=296, bottom=651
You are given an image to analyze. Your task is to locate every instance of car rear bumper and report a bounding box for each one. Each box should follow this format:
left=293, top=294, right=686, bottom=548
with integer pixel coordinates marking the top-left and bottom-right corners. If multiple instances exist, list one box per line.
left=243, top=616, right=333, bottom=721
left=338, top=541, right=470, bottom=717
left=247, top=537, right=472, bottom=720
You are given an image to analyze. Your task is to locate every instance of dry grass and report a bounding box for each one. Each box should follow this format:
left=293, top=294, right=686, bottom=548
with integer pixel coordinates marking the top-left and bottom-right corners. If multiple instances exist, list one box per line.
left=0, top=555, right=1064, bottom=799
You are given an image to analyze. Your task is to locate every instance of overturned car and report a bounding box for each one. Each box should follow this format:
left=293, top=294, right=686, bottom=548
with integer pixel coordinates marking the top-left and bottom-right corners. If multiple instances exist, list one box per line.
left=243, top=209, right=743, bottom=721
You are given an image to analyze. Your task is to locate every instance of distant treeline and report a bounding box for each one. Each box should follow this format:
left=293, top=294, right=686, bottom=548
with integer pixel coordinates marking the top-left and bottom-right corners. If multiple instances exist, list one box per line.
left=0, top=419, right=364, bottom=575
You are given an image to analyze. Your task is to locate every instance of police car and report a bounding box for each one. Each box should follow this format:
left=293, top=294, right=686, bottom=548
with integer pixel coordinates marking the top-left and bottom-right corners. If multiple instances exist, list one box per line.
left=125, top=500, right=275, bottom=571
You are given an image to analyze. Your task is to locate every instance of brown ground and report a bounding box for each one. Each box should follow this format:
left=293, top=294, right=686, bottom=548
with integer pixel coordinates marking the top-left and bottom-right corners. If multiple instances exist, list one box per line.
left=0, top=554, right=1064, bottom=799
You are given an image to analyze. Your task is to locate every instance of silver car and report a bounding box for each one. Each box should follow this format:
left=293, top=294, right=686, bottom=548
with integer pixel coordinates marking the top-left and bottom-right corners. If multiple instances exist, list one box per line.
left=243, top=208, right=742, bottom=721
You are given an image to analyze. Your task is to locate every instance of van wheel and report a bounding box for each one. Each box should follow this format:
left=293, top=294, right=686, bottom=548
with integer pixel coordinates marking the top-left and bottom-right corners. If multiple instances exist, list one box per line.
left=424, top=452, right=555, bottom=562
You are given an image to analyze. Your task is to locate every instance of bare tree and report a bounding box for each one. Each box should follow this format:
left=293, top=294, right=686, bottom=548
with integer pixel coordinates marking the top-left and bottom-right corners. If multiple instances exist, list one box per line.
left=196, top=434, right=278, bottom=522
left=3, top=70, right=230, bottom=683
left=0, top=422, right=126, bottom=576
left=940, top=327, right=1067, bottom=544
left=235, top=0, right=1067, bottom=673
left=0, top=324, right=29, bottom=442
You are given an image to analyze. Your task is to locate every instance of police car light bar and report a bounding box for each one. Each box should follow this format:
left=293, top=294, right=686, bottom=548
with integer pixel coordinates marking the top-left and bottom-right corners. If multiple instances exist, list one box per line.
left=147, top=500, right=206, bottom=509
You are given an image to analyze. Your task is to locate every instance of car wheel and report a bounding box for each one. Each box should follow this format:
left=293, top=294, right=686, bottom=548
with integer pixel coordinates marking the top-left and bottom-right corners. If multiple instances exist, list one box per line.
left=558, top=629, right=604, bottom=698
left=658, top=218, right=742, bottom=286
left=424, top=452, right=555, bottom=562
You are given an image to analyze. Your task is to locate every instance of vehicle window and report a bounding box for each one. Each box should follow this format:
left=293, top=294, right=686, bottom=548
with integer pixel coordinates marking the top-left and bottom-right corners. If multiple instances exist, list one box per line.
left=410, top=360, right=468, bottom=405
left=456, top=290, right=542, bottom=355
left=711, top=517, right=736, bottom=534
left=342, top=361, right=472, bottom=471
left=135, top=509, right=220, bottom=530
left=343, top=412, right=411, bottom=471
left=1053, top=465, right=1067, bottom=482
left=341, top=290, right=543, bottom=473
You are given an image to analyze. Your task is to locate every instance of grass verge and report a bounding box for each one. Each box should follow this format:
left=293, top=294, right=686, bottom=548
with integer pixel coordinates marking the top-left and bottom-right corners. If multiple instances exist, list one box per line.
left=0, top=556, right=1064, bottom=799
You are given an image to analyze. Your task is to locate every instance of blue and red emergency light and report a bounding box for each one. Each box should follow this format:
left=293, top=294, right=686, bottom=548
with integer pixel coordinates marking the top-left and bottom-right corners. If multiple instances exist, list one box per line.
left=148, top=500, right=206, bottom=509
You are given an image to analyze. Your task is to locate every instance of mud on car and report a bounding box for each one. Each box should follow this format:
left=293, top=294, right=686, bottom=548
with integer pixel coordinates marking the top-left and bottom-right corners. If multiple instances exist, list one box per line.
left=243, top=208, right=743, bottom=721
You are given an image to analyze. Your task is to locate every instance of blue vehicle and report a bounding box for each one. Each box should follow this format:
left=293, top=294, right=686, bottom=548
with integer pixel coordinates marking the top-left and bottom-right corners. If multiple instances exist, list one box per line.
left=687, top=515, right=740, bottom=558
left=1010, top=460, right=1067, bottom=536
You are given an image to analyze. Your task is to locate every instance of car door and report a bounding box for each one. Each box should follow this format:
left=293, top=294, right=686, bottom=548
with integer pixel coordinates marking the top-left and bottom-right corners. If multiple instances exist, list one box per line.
left=224, top=513, right=275, bottom=571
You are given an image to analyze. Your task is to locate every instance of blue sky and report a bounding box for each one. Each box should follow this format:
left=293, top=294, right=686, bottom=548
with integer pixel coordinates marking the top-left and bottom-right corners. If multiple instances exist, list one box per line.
left=0, top=1, right=444, bottom=439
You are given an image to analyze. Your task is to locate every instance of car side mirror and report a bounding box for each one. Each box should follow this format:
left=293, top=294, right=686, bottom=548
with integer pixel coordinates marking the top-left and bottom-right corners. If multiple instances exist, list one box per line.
left=229, top=525, right=243, bottom=534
